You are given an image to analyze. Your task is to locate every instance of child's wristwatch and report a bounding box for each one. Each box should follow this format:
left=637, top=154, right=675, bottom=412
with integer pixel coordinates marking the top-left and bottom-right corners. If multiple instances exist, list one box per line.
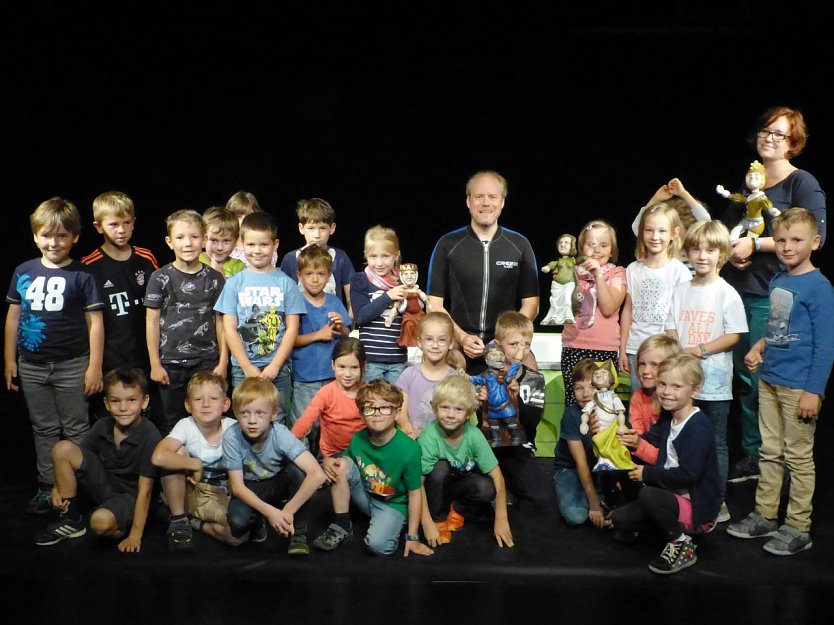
left=403, top=533, right=421, bottom=542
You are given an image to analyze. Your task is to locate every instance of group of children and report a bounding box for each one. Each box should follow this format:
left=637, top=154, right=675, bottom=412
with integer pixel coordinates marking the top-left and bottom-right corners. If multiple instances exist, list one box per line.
left=5, top=179, right=832, bottom=574
left=552, top=189, right=832, bottom=573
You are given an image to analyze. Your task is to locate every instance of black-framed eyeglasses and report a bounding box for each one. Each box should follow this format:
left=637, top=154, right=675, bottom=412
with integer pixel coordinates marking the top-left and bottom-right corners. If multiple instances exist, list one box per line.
left=361, top=404, right=396, bottom=416
left=757, top=128, right=789, bottom=143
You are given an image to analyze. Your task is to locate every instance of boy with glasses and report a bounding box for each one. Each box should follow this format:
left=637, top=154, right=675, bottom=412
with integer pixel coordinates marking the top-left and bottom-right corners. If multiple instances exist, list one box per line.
left=312, top=380, right=434, bottom=557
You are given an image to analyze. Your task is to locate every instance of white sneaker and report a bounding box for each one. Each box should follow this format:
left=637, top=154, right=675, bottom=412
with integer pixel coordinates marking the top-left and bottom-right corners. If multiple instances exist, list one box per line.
left=716, top=501, right=730, bottom=523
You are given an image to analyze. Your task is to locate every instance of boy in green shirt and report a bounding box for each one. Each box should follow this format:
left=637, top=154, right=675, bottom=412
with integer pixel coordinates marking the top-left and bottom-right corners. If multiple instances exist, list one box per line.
left=312, top=380, right=433, bottom=557
left=418, top=375, right=513, bottom=548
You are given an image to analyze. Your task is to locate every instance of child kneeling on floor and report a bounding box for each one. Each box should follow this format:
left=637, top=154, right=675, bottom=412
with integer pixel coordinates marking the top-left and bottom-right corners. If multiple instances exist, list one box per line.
left=34, top=368, right=161, bottom=552
left=152, top=371, right=244, bottom=552
left=222, top=377, right=326, bottom=554
left=312, top=380, right=434, bottom=557
left=610, top=354, right=721, bottom=575
left=419, top=375, right=513, bottom=548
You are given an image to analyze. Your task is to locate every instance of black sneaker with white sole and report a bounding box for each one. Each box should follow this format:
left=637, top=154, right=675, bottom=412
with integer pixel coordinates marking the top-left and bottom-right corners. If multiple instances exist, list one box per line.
left=648, top=538, right=697, bottom=575
left=34, top=514, right=86, bottom=546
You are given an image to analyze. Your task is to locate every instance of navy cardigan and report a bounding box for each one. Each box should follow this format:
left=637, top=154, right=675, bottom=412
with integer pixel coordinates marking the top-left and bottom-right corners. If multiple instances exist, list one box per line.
left=641, top=409, right=722, bottom=527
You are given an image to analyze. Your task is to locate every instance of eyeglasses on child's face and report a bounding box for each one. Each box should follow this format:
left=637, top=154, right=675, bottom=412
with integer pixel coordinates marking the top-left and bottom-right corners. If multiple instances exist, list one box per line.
left=361, top=404, right=396, bottom=416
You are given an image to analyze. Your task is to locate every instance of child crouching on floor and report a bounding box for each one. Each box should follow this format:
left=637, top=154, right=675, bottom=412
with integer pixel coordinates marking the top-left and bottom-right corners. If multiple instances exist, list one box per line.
left=222, top=377, right=326, bottom=555
left=610, top=354, right=721, bottom=575
left=34, top=368, right=161, bottom=552
left=312, top=380, right=434, bottom=557
left=419, top=375, right=513, bottom=548
left=152, top=371, right=244, bottom=552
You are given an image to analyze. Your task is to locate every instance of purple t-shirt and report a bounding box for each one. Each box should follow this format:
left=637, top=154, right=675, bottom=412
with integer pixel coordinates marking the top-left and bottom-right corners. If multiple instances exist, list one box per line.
left=395, top=363, right=456, bottom=431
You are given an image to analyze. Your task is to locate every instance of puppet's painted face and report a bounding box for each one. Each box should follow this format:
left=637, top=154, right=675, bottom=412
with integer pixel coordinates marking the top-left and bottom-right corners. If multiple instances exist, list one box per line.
left=558, top=236, right=572, bottom=256
left=400, top=269, right=418, bottom=287
left=485, top=348, right=506, bottom=370
left=592, top=368, right=611, bottom=390
left=746, top=171, right=765, bottom=192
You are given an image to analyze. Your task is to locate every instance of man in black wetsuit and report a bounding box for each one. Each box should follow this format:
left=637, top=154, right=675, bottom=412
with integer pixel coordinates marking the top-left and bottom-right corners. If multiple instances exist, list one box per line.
left=426, top=170, right=539, bottom=367
left=427, top=170, right=549, bottom=509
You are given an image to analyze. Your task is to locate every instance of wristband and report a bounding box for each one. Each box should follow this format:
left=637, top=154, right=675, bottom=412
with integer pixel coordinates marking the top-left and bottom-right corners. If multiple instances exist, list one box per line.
left=403, top=533, right=421, bottom=542
left=753, top=237, right=761, bottom=252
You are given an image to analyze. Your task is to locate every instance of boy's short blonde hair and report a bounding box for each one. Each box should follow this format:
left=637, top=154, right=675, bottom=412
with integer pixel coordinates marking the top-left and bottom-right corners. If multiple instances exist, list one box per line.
left=430, top=375, right=479, bottom=413
left=240, top=211, right=278, bottom=240
left=494, top=311, right=534, bottom=340
left=187, top=371, right=228, bottom=399
left=232, top=377, right=280, bottom=415
left=682, top=220, right=731, bottom=269
left=93, top=191, right=135, bottom=223
left=226, top=191, right=261, bottom=218
left=355, top=379, right=403, bottom=412
left=203, top=206, right=240, bottom=240
left=636, top=333, right=682, bottom=362
left=571, top=358, right=598, bottom=384
left=296, top=198, right=336, bottom=225
left=578, top=220, right=619, bottom=262
left=635, top=203, right=683, bottom=261
left=773, top=206, right=819, bottom=235
left=297, top=244, right=333, bottom=272
left=165, top=209, right=205, bottom=236
left=657, top=354, right=703, bottom=389
left=30, top=197, right=82, bottom=236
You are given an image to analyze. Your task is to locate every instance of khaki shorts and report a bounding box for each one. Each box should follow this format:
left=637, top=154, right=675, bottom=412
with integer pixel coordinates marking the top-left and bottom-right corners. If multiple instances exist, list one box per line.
left=186, top=481, right=230, bottom=524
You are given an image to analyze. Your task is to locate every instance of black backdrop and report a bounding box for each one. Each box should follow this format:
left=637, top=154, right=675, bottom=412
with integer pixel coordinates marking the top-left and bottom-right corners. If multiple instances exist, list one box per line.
left=3, top=2, right=833, bottom=313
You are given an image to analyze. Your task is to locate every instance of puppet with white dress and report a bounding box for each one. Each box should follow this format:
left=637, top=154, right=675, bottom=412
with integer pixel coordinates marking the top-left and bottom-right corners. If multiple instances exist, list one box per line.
left=579, top=360, right=634, bottom=472
left=540, top=234, right=577, bottom=325
left=716, top=160, right=781, bottom=242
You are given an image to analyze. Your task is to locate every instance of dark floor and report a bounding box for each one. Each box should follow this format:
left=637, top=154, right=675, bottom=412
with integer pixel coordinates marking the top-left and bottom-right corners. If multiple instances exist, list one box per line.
left=2, top=390, right=834, bottom=625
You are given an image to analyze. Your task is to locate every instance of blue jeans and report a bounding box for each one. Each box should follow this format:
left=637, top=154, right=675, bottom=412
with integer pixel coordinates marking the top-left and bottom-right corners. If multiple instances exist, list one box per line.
left=345, top=457, right=407, bottom=555
left=695, top=398, right=730, bottom=499
left=290, top=379, right=330, bottom=429
left=18, top=354, right=90, bottom=483
left=553, top=467, right=590, bottom=526
left=232, top=362, right=292, bottom=426
left=363, top=362, right=406, bottom=384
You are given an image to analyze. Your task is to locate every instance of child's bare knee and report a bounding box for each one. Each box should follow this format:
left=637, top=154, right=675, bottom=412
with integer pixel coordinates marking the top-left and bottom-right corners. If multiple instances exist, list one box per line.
left=89, top=509, right=119, bottom=536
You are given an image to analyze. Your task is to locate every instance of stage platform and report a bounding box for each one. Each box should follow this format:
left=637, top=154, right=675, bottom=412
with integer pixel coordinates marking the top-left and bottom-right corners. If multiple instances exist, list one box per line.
left=2, top=390, right=833, bottom=625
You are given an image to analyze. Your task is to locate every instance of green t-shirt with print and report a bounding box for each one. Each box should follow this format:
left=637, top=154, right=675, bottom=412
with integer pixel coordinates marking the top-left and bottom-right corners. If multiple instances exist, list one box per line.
left=347, top=428, right=422, bottom=516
